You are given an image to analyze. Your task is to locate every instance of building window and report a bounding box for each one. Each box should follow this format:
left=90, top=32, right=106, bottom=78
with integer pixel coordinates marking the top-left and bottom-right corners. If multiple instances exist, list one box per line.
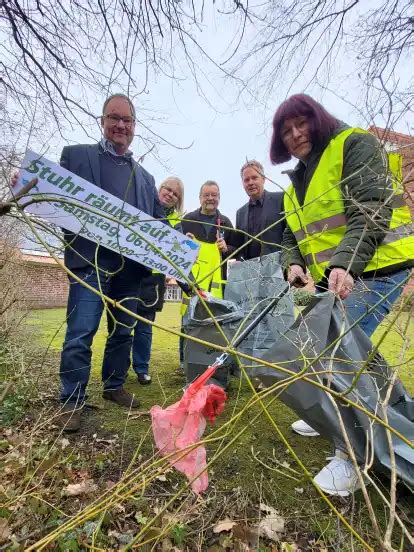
left=165, top=284, right=182, bottom=302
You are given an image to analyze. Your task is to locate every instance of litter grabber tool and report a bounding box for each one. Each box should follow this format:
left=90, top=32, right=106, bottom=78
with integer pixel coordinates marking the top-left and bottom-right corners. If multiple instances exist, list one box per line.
left=216, top=216, right=225, bottom=240
left=150, top=284, right=290, bottom=493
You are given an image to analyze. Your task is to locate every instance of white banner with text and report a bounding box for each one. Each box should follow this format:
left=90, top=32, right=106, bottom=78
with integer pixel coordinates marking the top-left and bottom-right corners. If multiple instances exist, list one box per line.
left=16, top=150, right=199, bottom=281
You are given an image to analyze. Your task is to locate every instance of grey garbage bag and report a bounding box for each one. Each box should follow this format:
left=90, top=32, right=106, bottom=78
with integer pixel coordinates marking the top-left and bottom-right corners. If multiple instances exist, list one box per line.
left=252, top=293, right=414, bottom=485
left=182, top=295, right=244, bottom=388
left=224, top=252, right=295, bottom=368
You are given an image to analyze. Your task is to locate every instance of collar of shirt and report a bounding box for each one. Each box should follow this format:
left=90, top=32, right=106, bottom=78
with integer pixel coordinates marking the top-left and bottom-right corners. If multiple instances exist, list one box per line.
left=249, top=192, right=265, bottom=207
left=100, top=138, right=133, bottom=159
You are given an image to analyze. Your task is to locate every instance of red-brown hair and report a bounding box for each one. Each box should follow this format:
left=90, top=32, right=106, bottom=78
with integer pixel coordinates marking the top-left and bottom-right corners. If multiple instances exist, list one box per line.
left=270, top=94, right=340, bottom=164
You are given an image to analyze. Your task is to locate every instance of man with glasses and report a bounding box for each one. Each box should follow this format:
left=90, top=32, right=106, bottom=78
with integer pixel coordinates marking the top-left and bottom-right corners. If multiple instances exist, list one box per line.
left=59, top=93, right=164, bottom=432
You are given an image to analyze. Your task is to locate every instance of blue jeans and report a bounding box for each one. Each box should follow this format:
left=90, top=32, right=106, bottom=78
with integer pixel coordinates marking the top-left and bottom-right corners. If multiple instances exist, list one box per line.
left=60, top=263, right=146, bottom=404
left=132, top=311, right=155, bottom=375
left=343, top=269, right=411, bottom=337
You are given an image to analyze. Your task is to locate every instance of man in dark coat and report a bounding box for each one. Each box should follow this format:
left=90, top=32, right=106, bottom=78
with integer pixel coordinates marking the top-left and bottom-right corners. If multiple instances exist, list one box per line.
left=233, top=160, right=285, bottom=260
left=59, top=93, right=165, bottom=431
left=181, top=181, right=235, bottom=285
left=179, top=181, right=235, bottom=367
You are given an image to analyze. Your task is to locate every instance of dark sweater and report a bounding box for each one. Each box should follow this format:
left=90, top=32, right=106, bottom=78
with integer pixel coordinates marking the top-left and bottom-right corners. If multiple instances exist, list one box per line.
left=100, top=152, right=137, bottom=207
left=233, top=190, right=285, bottom=260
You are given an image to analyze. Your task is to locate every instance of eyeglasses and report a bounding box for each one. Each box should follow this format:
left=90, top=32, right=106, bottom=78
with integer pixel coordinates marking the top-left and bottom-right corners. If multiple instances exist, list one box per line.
left=281, top=117, right=308, bottom=141
left=103, top=114, right=135, bottom=126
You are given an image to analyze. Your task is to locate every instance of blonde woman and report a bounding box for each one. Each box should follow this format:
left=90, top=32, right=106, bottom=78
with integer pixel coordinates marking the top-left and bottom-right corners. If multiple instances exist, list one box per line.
left=158, top=176, right=184, bottom=227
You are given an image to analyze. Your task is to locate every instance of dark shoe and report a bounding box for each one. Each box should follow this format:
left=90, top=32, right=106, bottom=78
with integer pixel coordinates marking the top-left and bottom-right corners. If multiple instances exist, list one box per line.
left=137, top=374, right=152, bottom=385
left=103, top=387, right=140, bottom=408
left=58, top=403, right=82, bottom=433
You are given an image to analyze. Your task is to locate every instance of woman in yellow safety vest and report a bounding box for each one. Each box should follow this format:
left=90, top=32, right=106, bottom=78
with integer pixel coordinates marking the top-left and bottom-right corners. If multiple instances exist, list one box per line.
left=269, top=94, right=414, bottom=496
left=132, top=176, right=184, bottom=385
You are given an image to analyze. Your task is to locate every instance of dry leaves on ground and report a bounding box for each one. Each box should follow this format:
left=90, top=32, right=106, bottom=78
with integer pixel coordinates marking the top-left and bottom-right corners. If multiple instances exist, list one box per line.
left=64, top=479, right=98, bottom=497
left=213, top=519, right=237, bottom=533
left=0, top=518, right=11, bottom=544
left=258, top=503, right=285, bottom=542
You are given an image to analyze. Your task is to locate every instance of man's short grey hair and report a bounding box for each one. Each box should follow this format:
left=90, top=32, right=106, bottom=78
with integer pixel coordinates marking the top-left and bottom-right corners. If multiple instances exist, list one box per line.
left=102, top=93, right=136, bottom=119
left=240, top=159, right=264, bottom=178
left=158, top=176, right=185, bottom=214
left=199, top=180, right=220, bottom=196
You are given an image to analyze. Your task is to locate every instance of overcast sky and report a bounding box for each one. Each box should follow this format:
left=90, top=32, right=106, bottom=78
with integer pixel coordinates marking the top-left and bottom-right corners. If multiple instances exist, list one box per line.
left=18, top=2, right=414, bottom=225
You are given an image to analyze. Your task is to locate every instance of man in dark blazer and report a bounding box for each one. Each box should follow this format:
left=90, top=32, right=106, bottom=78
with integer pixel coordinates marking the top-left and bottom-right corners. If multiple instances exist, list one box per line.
left=233, top=160, right=285, bottom=260
left=59, top=93, right=164, bottom=432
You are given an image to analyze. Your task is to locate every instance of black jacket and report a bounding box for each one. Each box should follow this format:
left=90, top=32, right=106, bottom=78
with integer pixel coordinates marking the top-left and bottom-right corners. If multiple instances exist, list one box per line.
left=136, top=272, right=166, bottom=314
left=233, top=190, right=285, bottom=260
left=181, top=208, right=236, bottom=280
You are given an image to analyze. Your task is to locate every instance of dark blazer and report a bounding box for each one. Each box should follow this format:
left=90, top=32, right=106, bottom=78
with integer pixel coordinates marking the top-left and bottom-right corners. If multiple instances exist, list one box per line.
left=60, top=143, right=164, bottom=270
left=233, top=190, right=285, bottom=260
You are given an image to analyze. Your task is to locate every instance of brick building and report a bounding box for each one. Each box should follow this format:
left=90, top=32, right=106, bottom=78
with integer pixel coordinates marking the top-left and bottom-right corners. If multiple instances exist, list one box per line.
left=368, top=127, right=414, bottom=292
left=367, top=126, right=414, bottom=215
left=0, top=219, right=181, bottom=309
left=16, top=250, right=182, bottom=309
left=18, top=250, right=69, bottom=308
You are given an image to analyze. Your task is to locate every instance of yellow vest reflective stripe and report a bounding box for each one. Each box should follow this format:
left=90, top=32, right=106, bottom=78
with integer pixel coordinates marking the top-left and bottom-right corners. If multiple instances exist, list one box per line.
left=284, top=127, right=414, bottom=283
left=180, top=239, right=224, bottom=315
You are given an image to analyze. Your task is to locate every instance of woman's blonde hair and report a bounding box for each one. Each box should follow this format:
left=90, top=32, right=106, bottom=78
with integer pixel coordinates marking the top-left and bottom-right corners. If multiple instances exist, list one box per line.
left=158, top=176, right=184, bottom=214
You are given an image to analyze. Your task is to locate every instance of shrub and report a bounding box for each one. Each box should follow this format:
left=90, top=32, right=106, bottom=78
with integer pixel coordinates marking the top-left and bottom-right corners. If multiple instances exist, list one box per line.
left=0, top=217, right=29, bottom=425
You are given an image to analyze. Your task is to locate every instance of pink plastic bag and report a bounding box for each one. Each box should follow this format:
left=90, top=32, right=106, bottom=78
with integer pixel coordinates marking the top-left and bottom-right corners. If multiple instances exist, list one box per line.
left=150, top=382, right=226, bottom=493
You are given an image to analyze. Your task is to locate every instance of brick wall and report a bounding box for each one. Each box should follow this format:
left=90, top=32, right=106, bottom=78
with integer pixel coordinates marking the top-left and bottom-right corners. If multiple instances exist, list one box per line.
left=19, top=255, right=69, bottom=309
left=17, top=253, right=182, bottom=309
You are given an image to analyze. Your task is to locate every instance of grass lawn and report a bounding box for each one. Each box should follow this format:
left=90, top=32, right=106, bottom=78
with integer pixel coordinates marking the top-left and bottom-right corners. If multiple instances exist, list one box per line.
left=23, top=302, right=414, bottom=548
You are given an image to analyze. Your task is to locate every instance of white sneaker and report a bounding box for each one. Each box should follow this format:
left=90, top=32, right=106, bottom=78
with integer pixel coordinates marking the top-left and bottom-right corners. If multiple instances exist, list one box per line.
left=314, top=450, right=361, bottom=497
left=291, top=419, right=320, bottom=437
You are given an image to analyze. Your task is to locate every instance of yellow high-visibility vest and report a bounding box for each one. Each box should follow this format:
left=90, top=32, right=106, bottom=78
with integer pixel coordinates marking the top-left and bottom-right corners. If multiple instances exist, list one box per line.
left=180, top=239, right=225, bottom=316
left=167, top=209, right=181, bottom=228
left=284, top=127, right=414, bottom=283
